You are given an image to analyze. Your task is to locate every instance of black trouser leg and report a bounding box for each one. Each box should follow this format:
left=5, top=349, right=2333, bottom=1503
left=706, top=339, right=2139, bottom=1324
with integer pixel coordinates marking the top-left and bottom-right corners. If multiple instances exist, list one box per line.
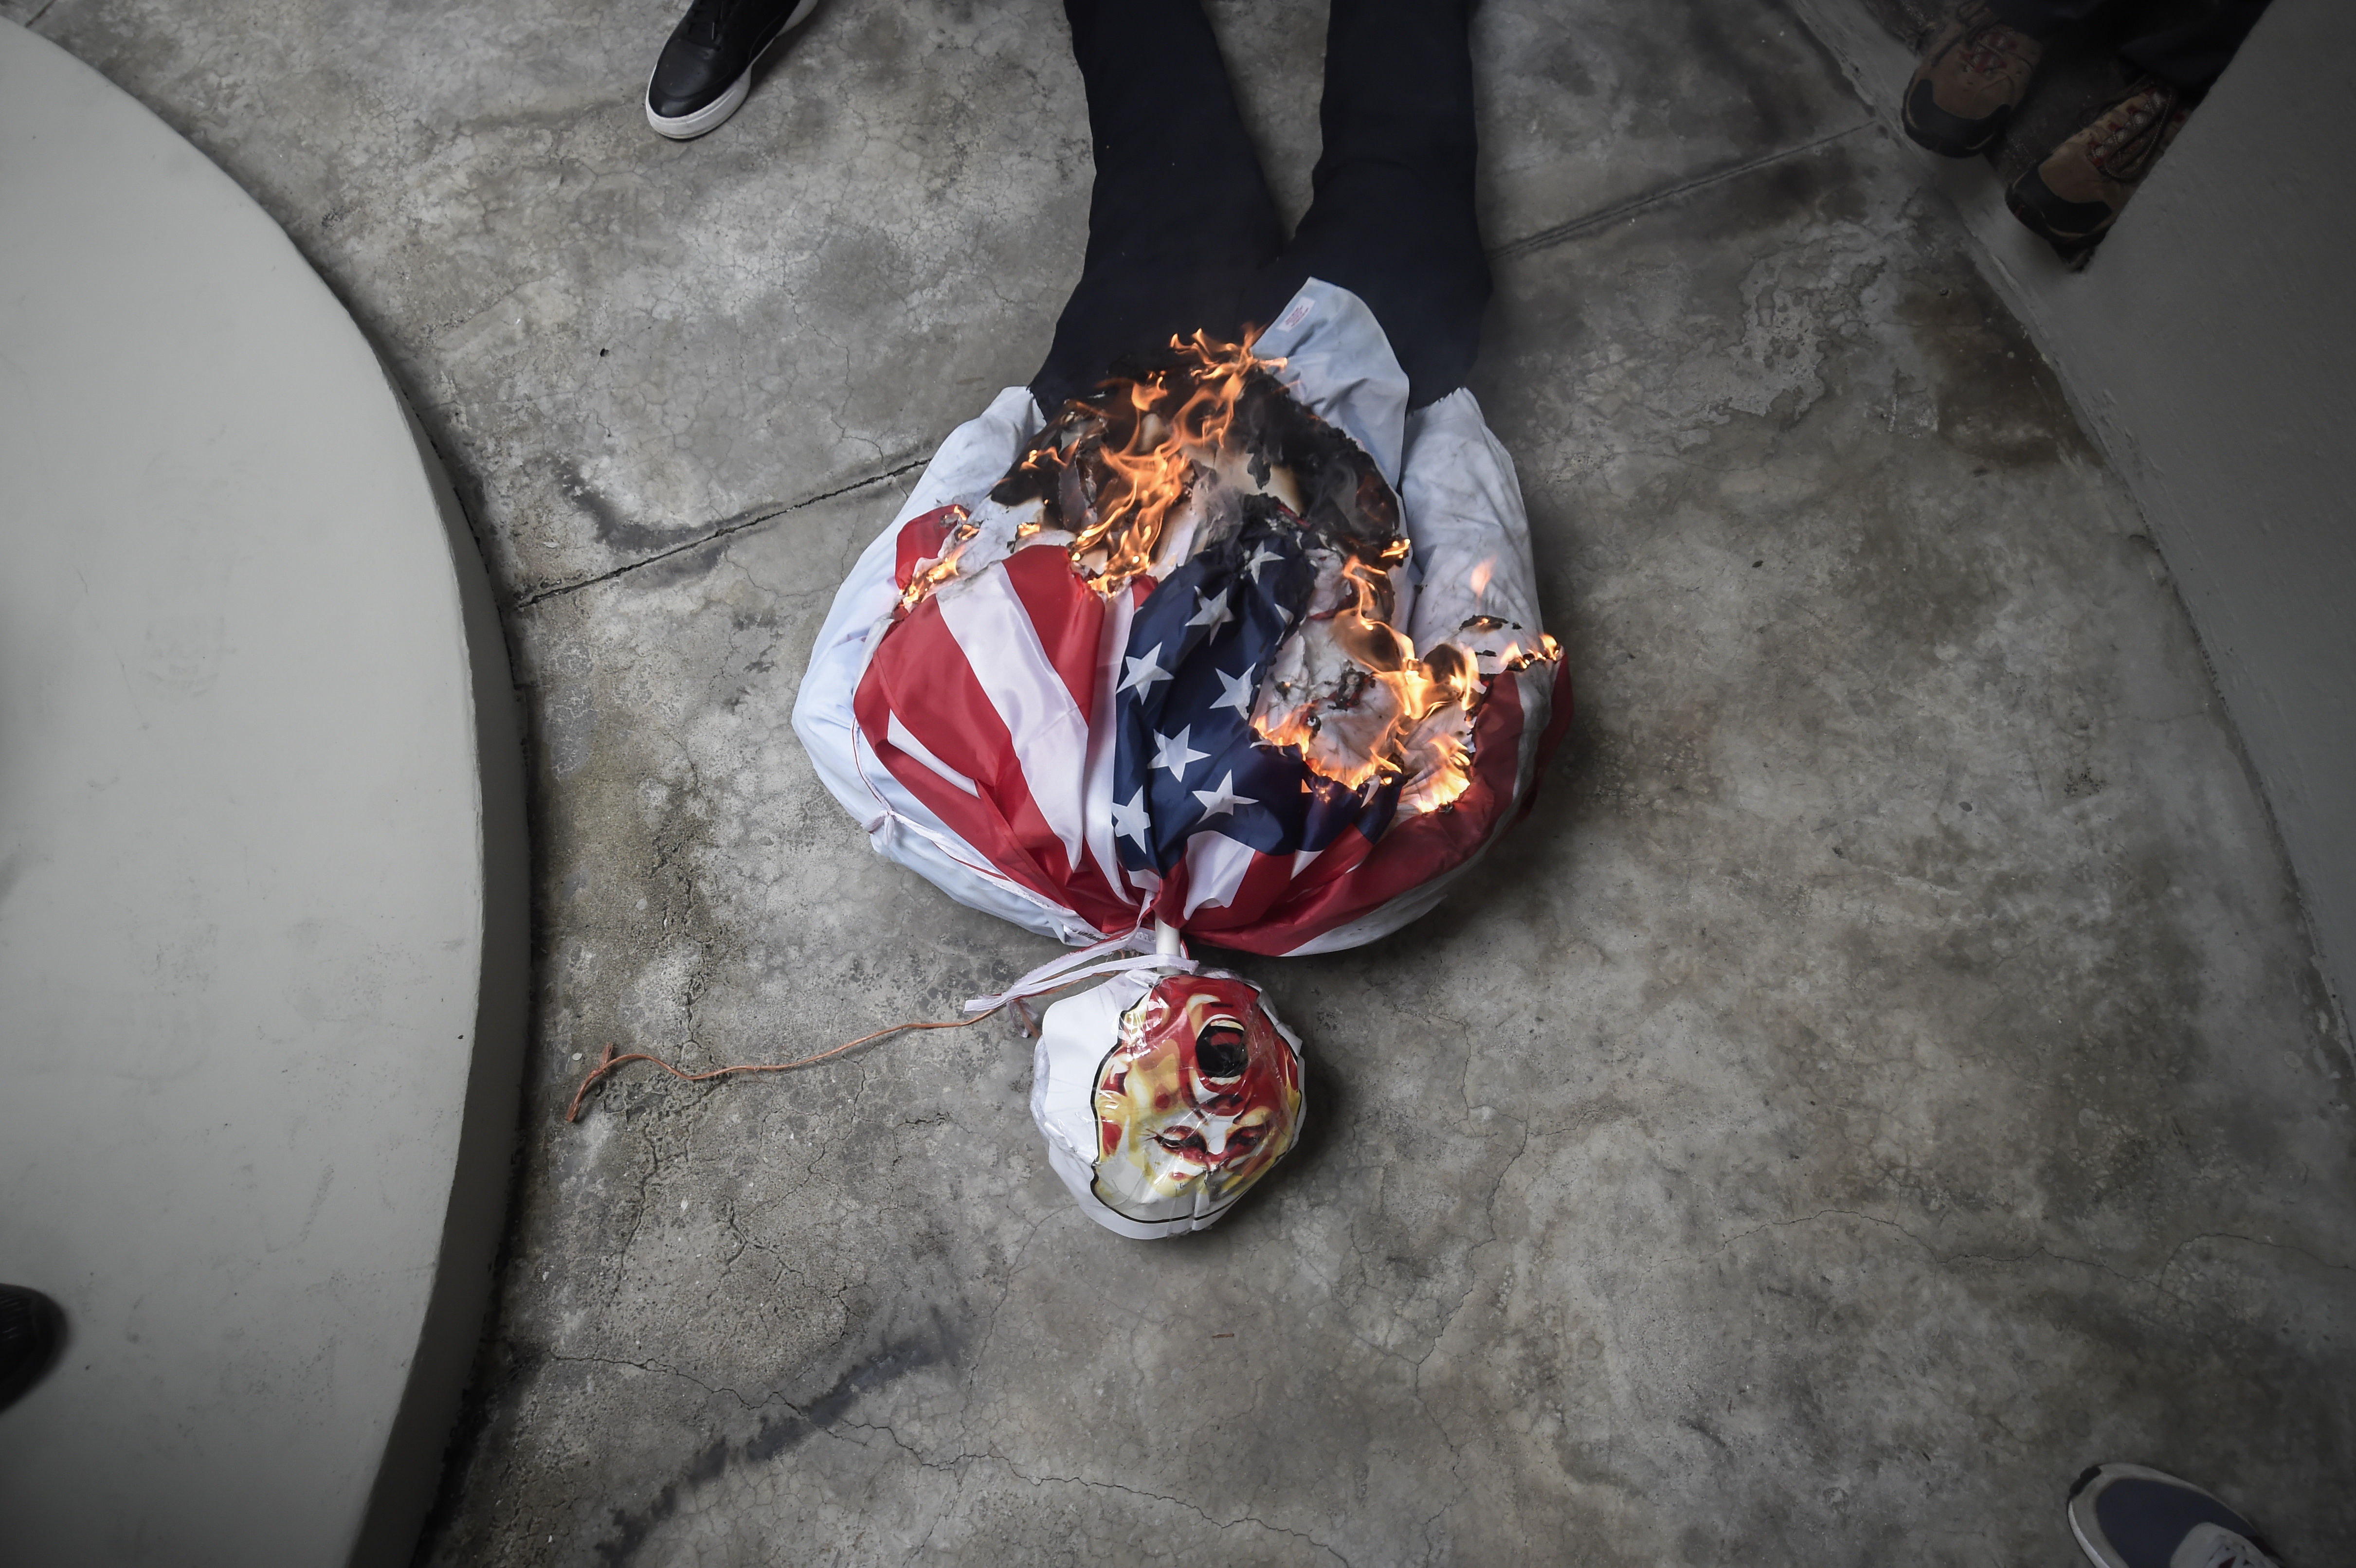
left=1252, top=0, right=1489, bottom=410
left=1987, top=0, right=2110, bottom=36
left=1989, top=0, right=2273, bottom=91
left=1030, top=0, right=1285, bottom=413
left=2120, top=0, right=2271, bottom=90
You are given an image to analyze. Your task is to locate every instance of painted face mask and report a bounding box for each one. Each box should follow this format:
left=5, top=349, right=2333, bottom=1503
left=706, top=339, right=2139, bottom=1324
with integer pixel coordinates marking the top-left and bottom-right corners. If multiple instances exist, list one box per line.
left=1029, top=968, right=1305, bottom=1239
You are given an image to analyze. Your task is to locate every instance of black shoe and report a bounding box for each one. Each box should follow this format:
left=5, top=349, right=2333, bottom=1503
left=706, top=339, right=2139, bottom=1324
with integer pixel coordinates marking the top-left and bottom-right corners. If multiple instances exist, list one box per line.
left=0, top=1284, right=63, bottom=1411
left=2066, top=1463, right=2280, bottom=1568
left=644, top=0, right=819, bottom=142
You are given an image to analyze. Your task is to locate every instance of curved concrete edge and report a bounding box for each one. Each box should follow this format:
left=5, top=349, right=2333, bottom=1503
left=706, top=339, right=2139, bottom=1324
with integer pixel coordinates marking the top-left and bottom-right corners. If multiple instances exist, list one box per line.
left=0, top=22, right=530, bottom=1561
left=351, top=395, right=532, bottom=1568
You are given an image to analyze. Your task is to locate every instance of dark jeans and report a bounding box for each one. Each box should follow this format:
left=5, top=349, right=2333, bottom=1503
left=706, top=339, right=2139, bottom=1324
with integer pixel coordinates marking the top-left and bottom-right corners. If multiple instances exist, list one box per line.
left=1031, top=0, right=1490, bottom=415
left=1988, top=0, right=2272, bottom=90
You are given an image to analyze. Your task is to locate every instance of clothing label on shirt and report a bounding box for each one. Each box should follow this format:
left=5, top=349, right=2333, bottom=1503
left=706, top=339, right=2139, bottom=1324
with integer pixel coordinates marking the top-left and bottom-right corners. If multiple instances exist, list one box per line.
left=1274, top=297, right=1314, bottom=333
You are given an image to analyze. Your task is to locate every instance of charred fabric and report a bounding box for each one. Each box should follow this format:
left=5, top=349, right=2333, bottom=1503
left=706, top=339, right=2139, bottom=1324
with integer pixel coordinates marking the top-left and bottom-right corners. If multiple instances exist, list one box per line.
left=903, top=334, right=1557, bottom=813
left=595, top=314, right=1568, bottom=1240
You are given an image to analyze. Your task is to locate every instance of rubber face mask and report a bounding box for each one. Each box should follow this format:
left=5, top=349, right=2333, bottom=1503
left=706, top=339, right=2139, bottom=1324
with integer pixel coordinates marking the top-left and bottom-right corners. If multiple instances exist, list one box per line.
left=1087, top=974, right=1304, bottom=1227
left=1030, top=967, right=1306, bottom=1238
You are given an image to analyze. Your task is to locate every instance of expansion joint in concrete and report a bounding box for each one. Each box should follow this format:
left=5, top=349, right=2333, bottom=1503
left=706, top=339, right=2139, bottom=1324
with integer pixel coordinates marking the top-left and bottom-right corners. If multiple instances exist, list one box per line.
left=510, top=457, right=927, bottom=610
left=1489, top=120, right=1877, bottom=261
left=1720, top=1208, right=2356, bottom=1294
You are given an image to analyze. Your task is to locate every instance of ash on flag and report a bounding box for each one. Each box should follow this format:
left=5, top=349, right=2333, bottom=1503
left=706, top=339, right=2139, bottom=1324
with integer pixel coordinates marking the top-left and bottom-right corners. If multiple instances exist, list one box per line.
left=795, top=279, right=1570, bottom=1238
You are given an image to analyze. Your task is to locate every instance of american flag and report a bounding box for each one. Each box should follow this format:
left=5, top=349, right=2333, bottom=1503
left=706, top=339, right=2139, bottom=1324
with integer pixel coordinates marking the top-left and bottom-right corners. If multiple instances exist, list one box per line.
left=852, top=505, right=1570, bottom=957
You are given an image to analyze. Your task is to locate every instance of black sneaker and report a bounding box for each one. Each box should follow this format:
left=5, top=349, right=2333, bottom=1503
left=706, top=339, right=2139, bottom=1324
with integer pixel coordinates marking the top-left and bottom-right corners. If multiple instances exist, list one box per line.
left=644, top=0, right=819, bottom=142
left=2067, top=1463, right=2283, bottom=1568
left=0, top=1284, right=63, bottom=1411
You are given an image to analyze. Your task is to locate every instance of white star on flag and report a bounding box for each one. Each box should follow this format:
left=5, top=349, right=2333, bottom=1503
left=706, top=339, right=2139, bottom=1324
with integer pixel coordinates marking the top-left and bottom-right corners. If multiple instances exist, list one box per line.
left=1186, top=587, right=1234, bottom=634
left=1242, top=542, right=1282, bottom=583
left=1118, top=644, right=1172, bottom=697
left=1109, top=785, right=1150, bottom=850
left=1212, top=665, right=1256, bottom=717
left=1192, top=771, right=1258, bottom=817
left=1151, top=726, right=1207, bottom=781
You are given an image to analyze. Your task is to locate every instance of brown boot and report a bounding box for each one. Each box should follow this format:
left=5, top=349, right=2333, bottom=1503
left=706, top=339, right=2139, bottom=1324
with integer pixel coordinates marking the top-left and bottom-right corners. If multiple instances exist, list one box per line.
left=2006, top=78, right=2191, bottom=257
left=1903, top=0, right=2044, bottom=157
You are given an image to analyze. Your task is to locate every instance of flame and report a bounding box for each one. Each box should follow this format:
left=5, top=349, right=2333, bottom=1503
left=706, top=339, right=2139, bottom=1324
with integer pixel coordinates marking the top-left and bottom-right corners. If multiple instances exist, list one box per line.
left=1249, top=562, right=1561, bottom=812
left=1015, top=331, right=1276, bottom=594
left=1456, top=613, right=1563, bottom=673
left=898, top=508, right=978, bottom=611
left=1250, top=561, right=1486, bottom=807
left=903, top=334, right=1565, bottom=821
left=1018, top=332, right=1515, bottom=812
left=1257, top=667, right=1478, bottom=805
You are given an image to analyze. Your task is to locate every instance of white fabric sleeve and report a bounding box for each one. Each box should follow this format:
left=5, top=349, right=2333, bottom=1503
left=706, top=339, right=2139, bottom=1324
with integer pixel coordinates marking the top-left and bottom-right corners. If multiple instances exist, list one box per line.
left=1245, top=278, right=1412, bottom=487
left=1396, top=387, right=1547, bottom=647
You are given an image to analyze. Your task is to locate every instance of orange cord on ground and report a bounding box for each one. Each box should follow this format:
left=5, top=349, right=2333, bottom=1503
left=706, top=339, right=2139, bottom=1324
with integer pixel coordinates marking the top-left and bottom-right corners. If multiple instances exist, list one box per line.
left=564, top=1008, right=1004, bottom=1123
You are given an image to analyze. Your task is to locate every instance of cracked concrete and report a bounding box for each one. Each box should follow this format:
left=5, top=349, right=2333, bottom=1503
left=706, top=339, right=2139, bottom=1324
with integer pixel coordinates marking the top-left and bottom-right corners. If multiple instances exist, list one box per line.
left=15, top=0, right=2353, bottom=1561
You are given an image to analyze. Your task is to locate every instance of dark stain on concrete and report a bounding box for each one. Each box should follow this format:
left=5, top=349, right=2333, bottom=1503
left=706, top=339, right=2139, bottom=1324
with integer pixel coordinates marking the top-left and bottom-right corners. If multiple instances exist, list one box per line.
left=1894, top=244, right=2095, bottom=468
left=548, top=457, right=686, bottom=559
left=593, top=1316, right=962, bottom=1567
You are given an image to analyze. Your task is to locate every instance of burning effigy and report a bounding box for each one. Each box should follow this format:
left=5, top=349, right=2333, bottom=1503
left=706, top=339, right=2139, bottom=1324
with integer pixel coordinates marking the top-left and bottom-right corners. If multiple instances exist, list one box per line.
left=784, top=281, right=1570, bottom=1238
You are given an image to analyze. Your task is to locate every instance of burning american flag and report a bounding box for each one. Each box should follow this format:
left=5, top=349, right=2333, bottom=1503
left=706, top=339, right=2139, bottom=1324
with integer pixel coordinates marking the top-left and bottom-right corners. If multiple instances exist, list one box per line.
left=798, top=281, right=1569, bottom=958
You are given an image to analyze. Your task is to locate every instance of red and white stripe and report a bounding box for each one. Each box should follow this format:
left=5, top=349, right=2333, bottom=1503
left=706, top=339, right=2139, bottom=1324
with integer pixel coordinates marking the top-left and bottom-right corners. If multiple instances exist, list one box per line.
left=854, top=506, right=1571, bottom=956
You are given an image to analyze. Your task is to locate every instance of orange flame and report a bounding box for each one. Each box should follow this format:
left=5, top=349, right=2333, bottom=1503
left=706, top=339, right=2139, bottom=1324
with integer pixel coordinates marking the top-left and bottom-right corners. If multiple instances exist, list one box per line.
left=905, top=334, right=1564, bottom=820
left=1250, top=564, right=1560, bottom=812
left=898, top=508, right=978, bottom=612
left=1250, top=563, right=1484, bottom=806
left=1018, top=332, right=1274, bottom=594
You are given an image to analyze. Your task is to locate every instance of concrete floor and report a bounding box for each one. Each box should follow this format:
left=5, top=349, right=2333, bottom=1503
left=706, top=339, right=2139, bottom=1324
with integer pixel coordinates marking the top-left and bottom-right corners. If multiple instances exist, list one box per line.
left=15, top=0, right=2354, bottom=1562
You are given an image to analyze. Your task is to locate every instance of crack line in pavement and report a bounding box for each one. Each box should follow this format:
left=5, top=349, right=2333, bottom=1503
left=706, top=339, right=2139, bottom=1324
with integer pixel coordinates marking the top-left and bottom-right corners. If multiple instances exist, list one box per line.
left=512, top=456, right=926, bottom=610
left=1716, top=1207, right=2356, bottom=1302
left=513, top=125, right=1870, bottom=613
left=1488, top=120, right=1876, bottom=261
left=516, top=126, right=1871, bottom=614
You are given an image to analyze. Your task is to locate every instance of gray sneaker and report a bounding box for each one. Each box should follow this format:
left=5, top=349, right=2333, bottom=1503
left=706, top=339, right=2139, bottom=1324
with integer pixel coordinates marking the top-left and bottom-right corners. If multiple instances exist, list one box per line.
left=2068, top=1463, right=2283, bottom=1568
